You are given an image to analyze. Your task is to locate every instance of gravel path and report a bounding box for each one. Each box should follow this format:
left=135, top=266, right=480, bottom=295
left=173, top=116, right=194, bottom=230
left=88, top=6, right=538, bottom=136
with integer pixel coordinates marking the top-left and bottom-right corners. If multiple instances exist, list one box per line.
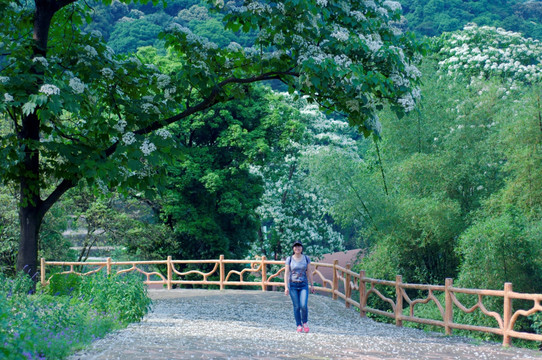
left=69, top=289, right=542, bottom=360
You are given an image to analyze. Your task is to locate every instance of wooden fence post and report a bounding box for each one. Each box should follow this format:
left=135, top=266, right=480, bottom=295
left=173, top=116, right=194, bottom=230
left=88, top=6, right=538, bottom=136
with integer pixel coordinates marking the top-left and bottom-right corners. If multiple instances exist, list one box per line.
left=261, top=256, right=267, bottom=291
left=445, top=278, right=453, bottom=335
left=40, top=258, right=46, bottom=287
left=503, top=282, right=513, bottom=347
left=332, top=259, right=339, bottom=300
left=219, top=255, right=225, bottom=291
left=359, top=270, right=366, bottom=317
left=395, top=275, right=403, bottom=327
left=167, top=256, right=172, bottom=290
left=106, top=257, right=111, bottom=275
left=345, top=263, right=351, bottom=308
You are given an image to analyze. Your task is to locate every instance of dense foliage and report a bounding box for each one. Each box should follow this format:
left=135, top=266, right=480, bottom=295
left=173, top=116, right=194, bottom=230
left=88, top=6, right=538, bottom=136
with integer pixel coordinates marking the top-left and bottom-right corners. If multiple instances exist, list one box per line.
left=401, top=0, right=542, bottom=40
left=0, top=272, right=151, bottom=359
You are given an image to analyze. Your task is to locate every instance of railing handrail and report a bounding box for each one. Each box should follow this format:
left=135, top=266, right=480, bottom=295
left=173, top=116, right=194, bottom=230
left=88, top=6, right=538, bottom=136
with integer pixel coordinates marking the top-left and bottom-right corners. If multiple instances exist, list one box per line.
left=40, top=256, right=542, bottom=347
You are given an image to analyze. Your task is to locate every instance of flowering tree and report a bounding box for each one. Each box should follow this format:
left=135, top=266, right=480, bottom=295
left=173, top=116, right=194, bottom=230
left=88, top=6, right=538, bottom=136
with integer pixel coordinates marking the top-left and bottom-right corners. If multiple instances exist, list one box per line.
left=435, top=24, right=542, bottom=84
left=251, top=93, right=360, bottom=260
left=0, top=0, right=422, bottom=276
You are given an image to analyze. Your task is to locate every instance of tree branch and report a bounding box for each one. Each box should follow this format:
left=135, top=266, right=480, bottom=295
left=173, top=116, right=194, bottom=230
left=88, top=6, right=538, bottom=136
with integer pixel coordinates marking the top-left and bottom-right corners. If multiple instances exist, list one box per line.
left=133, top=70, right=298, bottom=137
left=40, top=178, right=76, bottom=218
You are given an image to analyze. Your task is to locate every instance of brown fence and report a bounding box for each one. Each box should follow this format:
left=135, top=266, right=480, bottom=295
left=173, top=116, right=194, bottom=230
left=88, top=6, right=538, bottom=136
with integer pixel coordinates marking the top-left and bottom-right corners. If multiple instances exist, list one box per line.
left=40, top=256, right=542, bottom=347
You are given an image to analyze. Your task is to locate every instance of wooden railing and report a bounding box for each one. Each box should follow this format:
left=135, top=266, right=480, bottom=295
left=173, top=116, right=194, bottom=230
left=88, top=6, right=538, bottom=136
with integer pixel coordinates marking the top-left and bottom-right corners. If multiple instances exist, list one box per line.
left=40, top=256, right=542, bottom=347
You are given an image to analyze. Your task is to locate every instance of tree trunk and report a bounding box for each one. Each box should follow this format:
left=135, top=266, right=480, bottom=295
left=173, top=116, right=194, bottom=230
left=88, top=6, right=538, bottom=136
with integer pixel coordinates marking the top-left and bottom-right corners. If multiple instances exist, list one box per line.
left=16, top=109, right=44, bottom=277
left=17, top=205, right=44, bottom=277
left=15, top=1, right=56, bottom=275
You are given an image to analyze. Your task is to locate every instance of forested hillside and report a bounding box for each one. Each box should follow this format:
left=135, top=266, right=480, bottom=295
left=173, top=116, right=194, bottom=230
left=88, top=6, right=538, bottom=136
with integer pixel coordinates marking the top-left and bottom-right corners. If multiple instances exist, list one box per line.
left=401, top=0, right=542, bottom=39
left=84, top=0, right=542, bottom=55
left=85, top=0, right=255, bottom=53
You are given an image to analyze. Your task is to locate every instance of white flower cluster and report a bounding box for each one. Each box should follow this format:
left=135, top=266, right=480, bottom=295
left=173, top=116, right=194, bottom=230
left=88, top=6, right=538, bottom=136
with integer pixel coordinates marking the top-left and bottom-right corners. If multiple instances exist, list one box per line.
left=390, top=72, right=410, bottom=87
left=334, top=54, right=353, bottom=68
left=345, top=99, right=360, bottom=112
left=142, top=103, right=160, bottom=114
left=129, top=57, right=142, bottom=67
left=258, top=28, right=270, bottom=41
left=246, top=1, right=272, bottom=14
left=155, top=128, right=172, bottom=139
left=32, top=56, right=49, bottom=68
left=227, top=42, right=243, bottom=52
left=130, top=9, right=145, bottom=18
left=69, top=77, right=85, bottom=94
left=4, top=93, right=13, bottom=102
left=377, top=7, right=388, bottom=17
left=364, top=0, right=377, bottom=10
left=84, top=45, right=98, bottom=58
left=405, top=63, right=422, bottom=79
left=101, top=68, right=114, bottom=79
left=117, top=16, right=134, bottom=23
left=168, top=24, right=218, bottom=61
left=39, top=84, right=60, bottom=96
left=397, top=94, right=415, bottom=112
left=122, top=132, right=136, bottom=145
left=104, top=46, right=115, bottom=61
left=383, top=0, right=401, bottom=12
left=0, top=76, right=8, bottom=83
left=146, top=64, right=159, bottom=72
left=156, top=74, right=171, bottom=89
left=438, top=24, right=542, bottom=84
left=350, top=10, right=366, bottom=22
left=140, top=139, right=156, bottom=156
left=114, top=119, right=127, bottom=132
left=273, top=32, right=285, bottom=45
left=119, top=166, right=136, bottom=179
left=331, top=26, right=350, bottom=42
left=316, top=0, right=328, bottom=7
left=204, top=42, right=219, bottom=51
left=262, top=50, right=285, bottom=61
left=363, top=114, right=381, bottom=134
left=359, top=33, right=383, bottom=54
left=164, top=87, right=176, bottom=100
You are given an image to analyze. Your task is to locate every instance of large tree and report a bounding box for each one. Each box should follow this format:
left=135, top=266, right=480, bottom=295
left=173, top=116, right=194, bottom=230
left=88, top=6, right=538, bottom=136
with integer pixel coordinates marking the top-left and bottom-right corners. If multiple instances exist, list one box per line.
left=0, top=0, right=422, bottom=276
left=252, top=93, right=356, bottom=260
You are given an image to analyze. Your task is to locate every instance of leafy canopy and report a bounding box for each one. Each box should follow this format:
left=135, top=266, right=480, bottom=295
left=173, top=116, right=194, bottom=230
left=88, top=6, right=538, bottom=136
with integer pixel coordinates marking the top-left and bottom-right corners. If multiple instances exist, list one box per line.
left=0, top=0, right=423, bottom=196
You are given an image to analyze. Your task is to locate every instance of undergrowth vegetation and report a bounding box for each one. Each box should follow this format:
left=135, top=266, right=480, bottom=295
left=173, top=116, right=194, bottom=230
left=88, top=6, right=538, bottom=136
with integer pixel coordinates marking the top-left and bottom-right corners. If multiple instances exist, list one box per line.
left=0, top=272, right=151, bottom=359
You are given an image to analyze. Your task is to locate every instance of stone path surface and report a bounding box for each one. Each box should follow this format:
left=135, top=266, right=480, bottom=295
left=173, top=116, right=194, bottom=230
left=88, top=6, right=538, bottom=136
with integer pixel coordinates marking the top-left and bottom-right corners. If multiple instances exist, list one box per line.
left=69, top=289, right=542, bottom=360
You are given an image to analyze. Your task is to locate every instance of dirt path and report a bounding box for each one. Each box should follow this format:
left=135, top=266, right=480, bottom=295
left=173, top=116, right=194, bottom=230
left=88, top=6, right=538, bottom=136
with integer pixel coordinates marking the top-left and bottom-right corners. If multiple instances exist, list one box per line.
left=69, top=289, right=542, bottom=359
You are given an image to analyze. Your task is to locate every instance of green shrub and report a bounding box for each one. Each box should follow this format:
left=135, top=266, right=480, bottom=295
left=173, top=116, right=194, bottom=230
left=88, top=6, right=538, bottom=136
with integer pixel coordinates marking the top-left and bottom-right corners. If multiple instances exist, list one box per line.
left=46, top=273, right=82, bottom=296
left=530, top=312, right=542, bottom=335
left=78, top=272, right=152, bottom=324
left=0, top=271, right=151, bottom=359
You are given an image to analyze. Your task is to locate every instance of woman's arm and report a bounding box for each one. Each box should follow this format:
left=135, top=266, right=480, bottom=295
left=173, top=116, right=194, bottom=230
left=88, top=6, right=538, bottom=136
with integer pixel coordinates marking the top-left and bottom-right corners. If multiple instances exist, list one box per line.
left=308, top=259, right=315, bottom=293
left=284, top=264, right=290, bottom=295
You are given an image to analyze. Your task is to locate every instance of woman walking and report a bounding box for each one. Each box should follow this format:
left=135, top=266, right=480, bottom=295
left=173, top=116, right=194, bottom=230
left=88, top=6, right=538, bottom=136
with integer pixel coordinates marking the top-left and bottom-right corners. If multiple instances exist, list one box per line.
left=284, top=241, right=314, bottom=333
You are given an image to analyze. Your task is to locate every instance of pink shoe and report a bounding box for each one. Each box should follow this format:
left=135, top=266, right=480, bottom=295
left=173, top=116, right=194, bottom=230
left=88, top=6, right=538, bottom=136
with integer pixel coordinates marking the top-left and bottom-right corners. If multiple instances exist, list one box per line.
left=303, top=323, right=309, bottom=333
left=296, top=325, right=303, bottom=333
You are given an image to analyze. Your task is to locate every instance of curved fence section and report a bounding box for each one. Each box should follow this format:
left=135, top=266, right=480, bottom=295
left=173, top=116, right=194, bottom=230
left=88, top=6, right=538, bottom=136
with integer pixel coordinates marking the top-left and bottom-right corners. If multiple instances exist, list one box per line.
left=40, top=256, right=542, bottom=347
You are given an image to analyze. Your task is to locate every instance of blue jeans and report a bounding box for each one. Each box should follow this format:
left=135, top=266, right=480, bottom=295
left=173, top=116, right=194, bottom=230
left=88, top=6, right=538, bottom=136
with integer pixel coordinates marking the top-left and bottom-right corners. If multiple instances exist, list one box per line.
left=289, top=281, right=309, bottom=326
